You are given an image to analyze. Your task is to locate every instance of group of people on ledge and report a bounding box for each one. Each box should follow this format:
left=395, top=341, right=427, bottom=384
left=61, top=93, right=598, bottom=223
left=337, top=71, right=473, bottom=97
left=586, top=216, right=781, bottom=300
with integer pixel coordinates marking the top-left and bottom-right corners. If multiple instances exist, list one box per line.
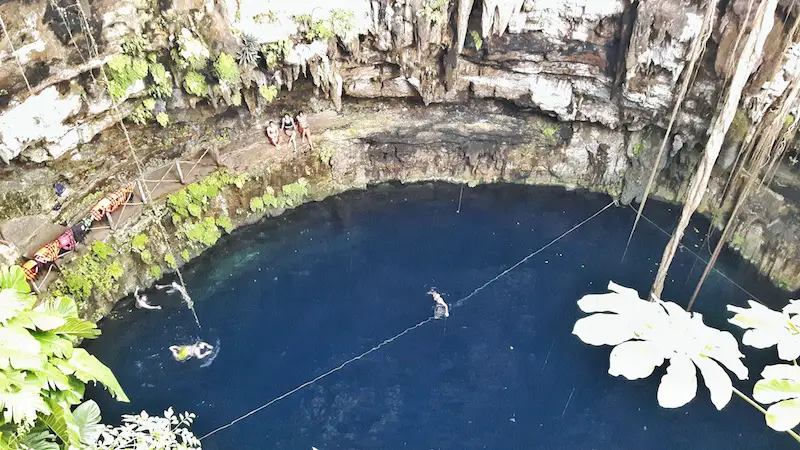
left=265, top=111, right=313, bottom=152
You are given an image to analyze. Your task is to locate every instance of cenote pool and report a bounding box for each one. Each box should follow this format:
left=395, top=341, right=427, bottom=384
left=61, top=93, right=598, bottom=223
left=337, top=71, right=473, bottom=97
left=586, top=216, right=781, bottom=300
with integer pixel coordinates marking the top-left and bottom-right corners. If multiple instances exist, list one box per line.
left=85, top=183, right=795, bottom=449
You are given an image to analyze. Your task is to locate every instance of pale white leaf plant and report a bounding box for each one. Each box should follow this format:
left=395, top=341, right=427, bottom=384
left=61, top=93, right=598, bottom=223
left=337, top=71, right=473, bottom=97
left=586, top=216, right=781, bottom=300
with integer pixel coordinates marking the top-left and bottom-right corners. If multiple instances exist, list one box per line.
left=89, top=408, right=201, bottom=450
left=573, top=281, right=748, bottom=410
left=729, top=299, right=800, bottom=433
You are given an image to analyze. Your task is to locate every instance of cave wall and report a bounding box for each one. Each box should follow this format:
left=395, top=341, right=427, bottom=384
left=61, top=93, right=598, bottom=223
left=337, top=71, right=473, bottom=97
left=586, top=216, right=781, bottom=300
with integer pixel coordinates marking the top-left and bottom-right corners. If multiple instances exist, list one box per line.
left=1, top=0, right=800, bottom=296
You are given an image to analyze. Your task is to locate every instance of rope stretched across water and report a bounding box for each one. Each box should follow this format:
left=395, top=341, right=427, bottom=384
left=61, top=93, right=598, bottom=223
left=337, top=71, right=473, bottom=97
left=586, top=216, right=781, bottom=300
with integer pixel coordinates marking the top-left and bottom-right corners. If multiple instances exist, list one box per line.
left=455, top=201, right=616, bottom=307
left=199, top=200, right=616, bottom=440
left=628, top=204, right=762, bottom=303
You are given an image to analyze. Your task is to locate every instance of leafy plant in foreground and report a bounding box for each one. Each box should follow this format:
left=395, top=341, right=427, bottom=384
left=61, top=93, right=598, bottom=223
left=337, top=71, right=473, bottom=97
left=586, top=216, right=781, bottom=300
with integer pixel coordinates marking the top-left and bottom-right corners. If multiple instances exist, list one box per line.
left=574, top=281, right=800, bottom=441
left=90, top=408, right=200, bottom=449
left=729, top=299, right=800, bottom=432
left=728, top=300, right=800, bottom=361
left=572, top=281, right=748, bottom=410
left=0, top=265, right=127, bottom=448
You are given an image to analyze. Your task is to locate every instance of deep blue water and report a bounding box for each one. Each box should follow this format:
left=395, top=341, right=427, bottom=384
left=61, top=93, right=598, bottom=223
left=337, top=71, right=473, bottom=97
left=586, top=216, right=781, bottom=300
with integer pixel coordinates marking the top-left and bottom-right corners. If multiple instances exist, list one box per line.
left=86, top=183, right=796, bottom=449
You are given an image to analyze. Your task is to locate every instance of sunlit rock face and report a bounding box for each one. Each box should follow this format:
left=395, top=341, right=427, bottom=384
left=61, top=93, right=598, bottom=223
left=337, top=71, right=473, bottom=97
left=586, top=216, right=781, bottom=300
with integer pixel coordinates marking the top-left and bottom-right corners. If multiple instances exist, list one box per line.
left=0, top=0, right=797, bottom=162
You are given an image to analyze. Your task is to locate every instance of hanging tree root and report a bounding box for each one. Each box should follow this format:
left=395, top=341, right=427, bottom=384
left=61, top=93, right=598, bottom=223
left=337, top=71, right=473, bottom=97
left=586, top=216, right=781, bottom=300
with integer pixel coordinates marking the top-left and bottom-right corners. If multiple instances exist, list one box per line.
left=651, top=0, right=779, bottom=298
left=622, top=0, right=719, bottom=264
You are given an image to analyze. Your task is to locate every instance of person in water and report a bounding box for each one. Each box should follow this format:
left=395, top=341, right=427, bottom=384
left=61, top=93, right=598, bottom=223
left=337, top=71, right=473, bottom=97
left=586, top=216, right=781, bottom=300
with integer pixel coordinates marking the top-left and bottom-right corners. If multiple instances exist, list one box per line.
left=428, top=288, right=449, bottom=319
left=295, top=111, right=313, bottom=150
left=134, top=287, right=161, bottom=310
left=170, top=341, right=214, bottom=362
left=156, top=281, right=191, bottom=305
left=280, top=113, right=298, bottom=152
left=265, top=120, right=282, bottom=148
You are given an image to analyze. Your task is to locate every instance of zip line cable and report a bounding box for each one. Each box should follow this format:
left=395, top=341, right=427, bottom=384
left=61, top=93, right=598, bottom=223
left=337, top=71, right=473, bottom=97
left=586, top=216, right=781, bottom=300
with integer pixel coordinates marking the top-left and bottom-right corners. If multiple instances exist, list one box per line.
left=199, top=317, right=435, bottom=440
left=455, top=201, right=615, bottom=307
left=199, top=200, right=616, bottom=440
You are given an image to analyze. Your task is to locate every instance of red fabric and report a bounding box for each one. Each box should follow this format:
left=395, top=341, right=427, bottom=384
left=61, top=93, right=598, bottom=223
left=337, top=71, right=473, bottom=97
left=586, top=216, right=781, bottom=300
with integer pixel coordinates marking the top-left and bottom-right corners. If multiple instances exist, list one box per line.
left=266, top=127, right=280, bottom=145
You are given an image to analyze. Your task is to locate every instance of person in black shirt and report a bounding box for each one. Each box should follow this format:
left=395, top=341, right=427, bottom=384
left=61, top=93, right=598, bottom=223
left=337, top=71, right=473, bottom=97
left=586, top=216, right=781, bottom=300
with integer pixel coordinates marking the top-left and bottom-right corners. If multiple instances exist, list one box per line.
left=281, top=114, right=297, bottom=151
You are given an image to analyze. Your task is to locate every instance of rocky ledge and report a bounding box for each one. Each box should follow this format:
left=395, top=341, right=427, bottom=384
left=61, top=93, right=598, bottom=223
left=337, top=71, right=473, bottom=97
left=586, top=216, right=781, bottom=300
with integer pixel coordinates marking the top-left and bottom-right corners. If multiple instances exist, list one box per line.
left=0, top=99, right=797, bottom=320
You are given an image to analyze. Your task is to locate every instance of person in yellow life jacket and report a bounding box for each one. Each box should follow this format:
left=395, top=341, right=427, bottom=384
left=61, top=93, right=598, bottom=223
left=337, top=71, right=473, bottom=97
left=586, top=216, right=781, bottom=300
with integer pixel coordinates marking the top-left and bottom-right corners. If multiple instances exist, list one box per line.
left=281, top=114, right=298, bottom=152
left=295, top=111, right=314, bottom=150
left=265, top=121, right=282, bottom=148
left=170, top=341, right=214, bottom=362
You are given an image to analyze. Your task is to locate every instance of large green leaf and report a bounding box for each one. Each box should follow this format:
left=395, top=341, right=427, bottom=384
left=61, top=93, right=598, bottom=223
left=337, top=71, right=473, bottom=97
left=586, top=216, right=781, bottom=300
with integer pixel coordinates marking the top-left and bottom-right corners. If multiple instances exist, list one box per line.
left=32, top=333, right=73, bottom=359
left=45, top=376, right=84, bottom=406
left=41, top=400, right=80, bottom=447
left=0, top=371, right=24, bottom=392
left=15, top=425, right=59, bottom=450
left=0, top=432, right=14, bottom=450
left=0, top=376, right=50, bottom=425
left=0, top=326, right=43, bottom=371
left=51, top=319, right=100, bottom=339
left=42, top=297, right=78, bottom=320
left=25, top=312, right=66, bottom=332
left=33, top=363, right=72, bottom=392
left=72, top=400, right=103, bottom=445
left=0, top=266, right=30, bottom=294
left=59, top=349, right=128, bottom=402
left=0, top=348, right=44, bottom=371
left=0, top=290, right=35, bottom=326
left=0, top=326, right=40, bottom=354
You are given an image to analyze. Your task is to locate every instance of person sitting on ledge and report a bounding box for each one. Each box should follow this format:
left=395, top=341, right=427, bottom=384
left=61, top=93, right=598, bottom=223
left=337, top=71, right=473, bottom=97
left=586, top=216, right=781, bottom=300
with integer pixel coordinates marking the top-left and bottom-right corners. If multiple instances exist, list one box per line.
left=170, top=341, right=214, bottom=362
left=428, top=288, right=450, bottom=319
left=265, top=121, right=282, bottom=148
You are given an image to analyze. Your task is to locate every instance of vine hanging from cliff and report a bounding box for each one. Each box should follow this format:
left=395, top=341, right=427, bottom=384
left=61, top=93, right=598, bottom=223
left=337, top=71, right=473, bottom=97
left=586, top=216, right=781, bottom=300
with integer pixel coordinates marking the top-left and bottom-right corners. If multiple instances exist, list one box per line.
left=623, top=0, right=719, bottom=262
left=651, top=0, right=779, bottom=299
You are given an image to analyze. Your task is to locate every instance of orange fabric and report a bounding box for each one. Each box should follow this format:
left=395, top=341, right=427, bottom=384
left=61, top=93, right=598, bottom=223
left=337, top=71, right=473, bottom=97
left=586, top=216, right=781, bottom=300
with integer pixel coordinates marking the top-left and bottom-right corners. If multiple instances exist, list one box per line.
left=33, top=241, right=60, bottom=265
left=21, top=260, right=39, bottom=281
left=89, top=185, right=133, bottom=221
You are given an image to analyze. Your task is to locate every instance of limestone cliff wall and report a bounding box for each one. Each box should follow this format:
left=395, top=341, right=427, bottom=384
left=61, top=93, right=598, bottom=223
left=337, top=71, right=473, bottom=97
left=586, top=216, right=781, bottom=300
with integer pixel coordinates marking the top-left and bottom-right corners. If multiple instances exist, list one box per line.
left=0, top=0, right=799, bottom=295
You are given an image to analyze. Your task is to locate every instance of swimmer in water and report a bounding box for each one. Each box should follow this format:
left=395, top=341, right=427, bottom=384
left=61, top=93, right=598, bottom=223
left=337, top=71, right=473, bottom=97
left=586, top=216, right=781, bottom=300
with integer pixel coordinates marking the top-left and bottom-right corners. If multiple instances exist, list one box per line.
left=156, top=282, right=192, bottom=305
left=428, top=288, right=449, bottom=319
left=134, top=288, right=161, bottom=310
left=170, top=341, right=214, bottom=362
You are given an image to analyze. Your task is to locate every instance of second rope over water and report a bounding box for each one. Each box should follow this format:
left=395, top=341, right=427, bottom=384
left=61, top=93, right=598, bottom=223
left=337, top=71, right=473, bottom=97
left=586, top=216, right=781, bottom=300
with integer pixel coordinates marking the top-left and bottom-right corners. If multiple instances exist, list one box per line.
left=199, top=200, right=617, bottom=440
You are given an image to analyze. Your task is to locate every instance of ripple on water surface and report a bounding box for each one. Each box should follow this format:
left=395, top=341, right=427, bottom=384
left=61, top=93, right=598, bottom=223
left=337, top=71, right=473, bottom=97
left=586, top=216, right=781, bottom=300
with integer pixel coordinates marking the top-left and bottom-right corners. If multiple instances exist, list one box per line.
left=86, top=183, right=795, bottom=449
